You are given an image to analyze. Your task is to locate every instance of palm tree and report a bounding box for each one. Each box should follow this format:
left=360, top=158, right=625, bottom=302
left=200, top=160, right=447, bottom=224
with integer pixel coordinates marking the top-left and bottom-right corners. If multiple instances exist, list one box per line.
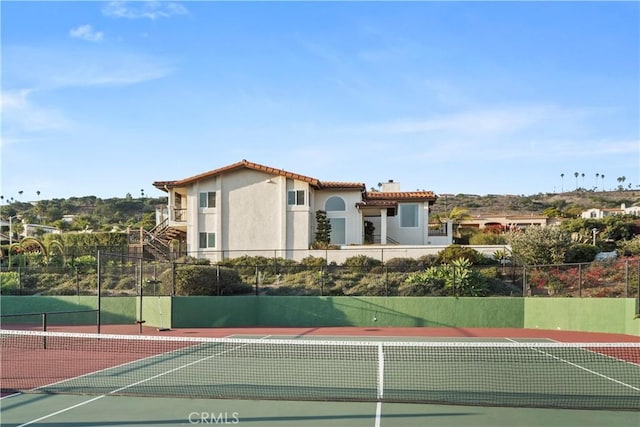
left=617, top=176, right=626, bottom=190
left=445, top=207, right=472, bottom=243
left=595, top=173, right=599, bottom=190
left=581, top=173, right=585, bottom=188
left=560, top=173, right=565, bottom=192
left=601, top=174, right=605, bottom=190
left=574, top=172, right=579, bottom=190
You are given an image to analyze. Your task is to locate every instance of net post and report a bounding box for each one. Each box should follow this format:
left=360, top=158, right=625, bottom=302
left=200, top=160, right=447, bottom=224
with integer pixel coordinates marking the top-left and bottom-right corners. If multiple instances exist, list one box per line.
left=139, top=257, right=144, bottom=334
left=377, top=343, right=384, bottom=400
left=97, top=250, right=101, bottom=334
left=41, top=312, right=47, bottom=349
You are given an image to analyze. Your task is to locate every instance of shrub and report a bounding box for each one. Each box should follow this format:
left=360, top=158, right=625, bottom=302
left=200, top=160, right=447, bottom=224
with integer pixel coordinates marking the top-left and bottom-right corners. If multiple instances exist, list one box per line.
left=342, top=255, right=382, bottom=273
left=404, top=258, right=489, bottom=296
left=162, top=264, right=250, bottom=296
left=70, top=255, right=97, bottom=273
left=0, top=272, right=20, bottom=294
left=565, top=244, right=599, bottom=263
left=469, top=232, right=507, bottom=245
left=300, top=256, right=326, bottom=268
left=618, top=236, right=640, bottom=256
left=384, top=257, right=421, bottom=272
left=436, top=245, right=482, bottom=264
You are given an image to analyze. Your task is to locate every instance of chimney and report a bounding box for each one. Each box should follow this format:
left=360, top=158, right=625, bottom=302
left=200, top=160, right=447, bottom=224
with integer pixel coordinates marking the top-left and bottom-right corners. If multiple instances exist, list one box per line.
left=381, top=180, right=401, bottom=192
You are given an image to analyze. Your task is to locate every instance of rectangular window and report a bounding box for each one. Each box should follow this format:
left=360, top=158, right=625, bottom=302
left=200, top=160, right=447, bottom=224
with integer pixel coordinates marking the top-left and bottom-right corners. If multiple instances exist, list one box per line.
left=287, top=190, right=306, bottom=206
left=199, top=192, right=216, bottom=208
left=199, top=232, right=216, bottom=248
left=400, top=204, right=419, bottom=228
left=329, top=218, right=346, bottom=245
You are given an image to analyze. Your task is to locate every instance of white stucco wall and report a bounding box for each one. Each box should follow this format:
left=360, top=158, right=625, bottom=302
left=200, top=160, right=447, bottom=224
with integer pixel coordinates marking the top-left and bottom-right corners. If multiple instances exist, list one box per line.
left=223, top=169, right=283, bottom=251
left=384, top=202, right=428, bottom=245
left=314, top=190, right=364, bottom=245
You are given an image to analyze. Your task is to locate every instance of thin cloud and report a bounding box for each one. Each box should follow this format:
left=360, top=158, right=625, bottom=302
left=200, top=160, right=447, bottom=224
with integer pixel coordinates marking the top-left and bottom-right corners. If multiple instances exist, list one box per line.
left=4, top=45, right=175, bottom=89
left=1, top=89, right=73, bottom=136
left=102, top=1, right=188, bottom=20
left=69, top=25, right=104, bottom=42
left=362, top=106, right=571, bottom=136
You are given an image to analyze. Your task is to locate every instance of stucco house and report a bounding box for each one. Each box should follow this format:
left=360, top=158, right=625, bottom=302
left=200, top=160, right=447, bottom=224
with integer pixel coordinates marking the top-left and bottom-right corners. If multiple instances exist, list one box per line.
left=581, top=204, right=640, bottom=219
left=151, top=160, right=452, bottom=262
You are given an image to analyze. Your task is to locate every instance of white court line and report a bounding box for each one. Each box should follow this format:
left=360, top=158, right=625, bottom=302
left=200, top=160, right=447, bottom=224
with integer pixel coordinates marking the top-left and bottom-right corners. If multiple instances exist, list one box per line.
left=0, top=392, right=22, bottom=400
left=505, top=338, right=639, bottom=392
left=17, top=395, right=105, bottom=427
left=374, top=401, right=382, bottom=427
left=15, top=334, right=267, bottom=427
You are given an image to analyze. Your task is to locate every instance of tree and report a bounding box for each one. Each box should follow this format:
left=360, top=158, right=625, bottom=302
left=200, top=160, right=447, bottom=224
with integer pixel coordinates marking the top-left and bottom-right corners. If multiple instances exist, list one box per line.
left=313, top=210, right=332, bottom=248
left=507, top=226, right=572, bottom=265
left=444, top=206, right=472, bottom=243
left=574, top=172, right=579, bottom=190
left=560, top=173, right=565, bottom=192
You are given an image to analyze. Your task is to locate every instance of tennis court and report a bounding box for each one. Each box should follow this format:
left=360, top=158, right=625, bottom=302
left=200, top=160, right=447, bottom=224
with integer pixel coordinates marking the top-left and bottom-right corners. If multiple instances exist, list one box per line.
left=1, top=327, right=639, bottom=427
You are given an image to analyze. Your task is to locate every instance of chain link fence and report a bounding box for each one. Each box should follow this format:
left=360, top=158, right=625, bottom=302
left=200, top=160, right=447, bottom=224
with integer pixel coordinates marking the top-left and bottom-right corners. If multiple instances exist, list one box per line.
left=2, top=252, right=637, bottom=299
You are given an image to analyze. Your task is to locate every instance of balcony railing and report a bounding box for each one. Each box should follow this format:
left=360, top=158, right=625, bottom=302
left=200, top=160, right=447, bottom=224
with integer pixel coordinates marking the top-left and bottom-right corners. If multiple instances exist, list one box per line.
left=172, top=208, right=187, bottom=222
left=428, top=223, right=448, bottom=236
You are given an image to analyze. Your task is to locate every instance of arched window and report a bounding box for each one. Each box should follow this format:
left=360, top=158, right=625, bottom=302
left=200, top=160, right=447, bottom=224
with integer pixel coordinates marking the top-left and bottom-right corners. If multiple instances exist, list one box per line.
left=325, top=196, right=346, bottom=211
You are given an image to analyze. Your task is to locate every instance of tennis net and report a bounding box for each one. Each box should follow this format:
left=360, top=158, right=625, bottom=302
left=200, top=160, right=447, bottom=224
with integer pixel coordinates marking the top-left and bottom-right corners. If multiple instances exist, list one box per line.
left=1, top=329, right=638, bottom=410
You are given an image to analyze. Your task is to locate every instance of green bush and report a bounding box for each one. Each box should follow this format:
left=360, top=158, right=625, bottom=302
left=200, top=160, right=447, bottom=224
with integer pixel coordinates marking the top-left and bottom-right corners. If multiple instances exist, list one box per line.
left=0, top=272, right=20, bottom=294
left=436, top=245, right=482, bottom=264
left=469, top=232, right=507, bottom=245
left=404, top=258, right=489, bottom=296
left=342, top=255, right=382, bottom=273
left=618, top=236, right=640, bottom=256
left=384, top=257, right=421, bottom=272
left=162, top=264, right=251, bottom=296
left=565, top=244, right=599, bottom=263
left=70, top=255, right=97, bottom=273
left=300, top=256, right=326, bottom=268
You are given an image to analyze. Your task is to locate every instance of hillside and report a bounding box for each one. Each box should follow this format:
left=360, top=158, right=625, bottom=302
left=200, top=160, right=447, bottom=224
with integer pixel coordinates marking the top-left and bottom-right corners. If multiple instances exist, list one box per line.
left=430, top=190, right=640, bottom=216
left=1, top=191, right=639, bottom=233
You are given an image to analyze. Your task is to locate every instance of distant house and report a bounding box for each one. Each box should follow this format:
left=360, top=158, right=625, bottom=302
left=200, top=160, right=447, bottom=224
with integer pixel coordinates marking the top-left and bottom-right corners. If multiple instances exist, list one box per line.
left=152, top=159, right=452, bottom=262
left=458, top=214, right=560, bottom=231
left=23, top=223, right=60, bottom=237
left=581, top=204, right=640, bottom=219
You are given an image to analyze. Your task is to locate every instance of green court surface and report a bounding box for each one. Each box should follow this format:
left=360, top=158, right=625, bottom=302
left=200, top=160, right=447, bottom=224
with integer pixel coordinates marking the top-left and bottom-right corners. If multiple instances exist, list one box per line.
left=2, top=393, right=639, bottom=427
left=1, top=334, right=638, bottom=427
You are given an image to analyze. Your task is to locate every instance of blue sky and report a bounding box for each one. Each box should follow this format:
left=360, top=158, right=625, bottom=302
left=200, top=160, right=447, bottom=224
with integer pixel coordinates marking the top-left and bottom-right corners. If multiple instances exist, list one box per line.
left=1, top=1, right=639, bottom=202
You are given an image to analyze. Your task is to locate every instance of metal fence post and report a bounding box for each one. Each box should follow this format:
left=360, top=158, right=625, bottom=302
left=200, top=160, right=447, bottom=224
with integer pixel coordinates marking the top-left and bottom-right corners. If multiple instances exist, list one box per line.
left=255, top=265, right=259, bottom=296
left=384, top=265, right=389, bottom=296
left=216, top=264, right=221, bottom=296
left=625, top=259, right=629, bottom=298
left=578, top=263, right=582, bottom=298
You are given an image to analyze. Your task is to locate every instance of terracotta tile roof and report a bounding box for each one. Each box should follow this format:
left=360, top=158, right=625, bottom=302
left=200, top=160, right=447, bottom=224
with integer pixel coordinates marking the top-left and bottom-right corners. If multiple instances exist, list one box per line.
left=320, top=181, right=366, bottom=190
left=152, top=161, right=436, bottom=203
left=153, top=160, right=364, bottom=191
left=356, top=200, right=398, bottom=208
left=365, top=191, right=437, bottom=202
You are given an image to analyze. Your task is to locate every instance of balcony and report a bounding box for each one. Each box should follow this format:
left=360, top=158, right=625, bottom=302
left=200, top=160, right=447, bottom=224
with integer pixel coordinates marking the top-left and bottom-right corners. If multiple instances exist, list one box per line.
left=172, top=208, right=187, bottom=223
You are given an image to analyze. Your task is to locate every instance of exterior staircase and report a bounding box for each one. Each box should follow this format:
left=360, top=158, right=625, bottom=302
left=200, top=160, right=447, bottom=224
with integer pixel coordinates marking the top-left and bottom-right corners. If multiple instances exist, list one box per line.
left=129, top=219, right=186, bottom=261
